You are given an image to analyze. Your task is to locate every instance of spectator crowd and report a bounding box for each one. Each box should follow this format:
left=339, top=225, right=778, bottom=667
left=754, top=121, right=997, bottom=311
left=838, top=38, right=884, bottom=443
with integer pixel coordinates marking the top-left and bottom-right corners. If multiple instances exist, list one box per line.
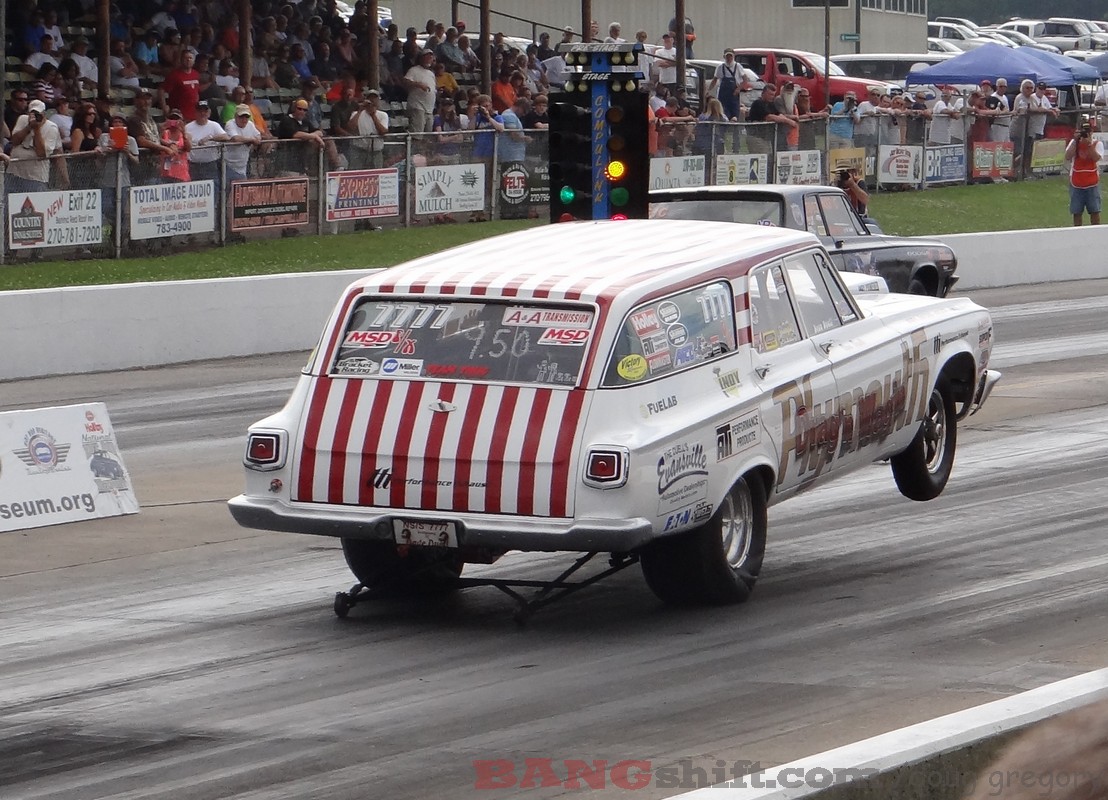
left=0, top=0, right=1083, bottom=239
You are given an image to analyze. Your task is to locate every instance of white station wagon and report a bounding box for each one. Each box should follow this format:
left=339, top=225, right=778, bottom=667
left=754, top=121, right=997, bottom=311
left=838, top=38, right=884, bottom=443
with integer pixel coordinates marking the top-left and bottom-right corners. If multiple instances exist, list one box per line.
left=229, top=220, right=1000, bottom=612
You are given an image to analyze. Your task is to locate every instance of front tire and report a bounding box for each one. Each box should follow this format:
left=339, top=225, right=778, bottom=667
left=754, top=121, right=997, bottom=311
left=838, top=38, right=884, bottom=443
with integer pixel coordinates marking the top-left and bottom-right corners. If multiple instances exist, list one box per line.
left=340, top=539, right=463, bottom=594
left=891, top=376, right=957, bottom=501
left=640, top=474, right=768, bottom=606
left=907, top=277, right=929, bottom=296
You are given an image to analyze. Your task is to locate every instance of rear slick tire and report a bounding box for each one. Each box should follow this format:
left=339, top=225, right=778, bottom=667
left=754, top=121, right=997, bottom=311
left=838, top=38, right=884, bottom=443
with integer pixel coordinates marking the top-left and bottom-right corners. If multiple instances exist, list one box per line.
left=640, top=474, right=768, bottom=606
left=340, top=539, right=463, bottom=595
left=890, top=376, right=957, bottom=501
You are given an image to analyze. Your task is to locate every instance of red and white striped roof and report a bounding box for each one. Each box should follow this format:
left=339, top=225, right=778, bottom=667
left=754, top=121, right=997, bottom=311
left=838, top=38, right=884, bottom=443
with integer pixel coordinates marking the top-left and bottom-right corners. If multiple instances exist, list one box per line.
left=352, top=220, right=817, bottom=303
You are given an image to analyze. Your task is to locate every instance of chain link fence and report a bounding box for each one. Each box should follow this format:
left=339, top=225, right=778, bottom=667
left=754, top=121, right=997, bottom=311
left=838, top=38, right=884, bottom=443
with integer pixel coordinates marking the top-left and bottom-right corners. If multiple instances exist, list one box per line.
left=0, top=115, right=1067, bottom=264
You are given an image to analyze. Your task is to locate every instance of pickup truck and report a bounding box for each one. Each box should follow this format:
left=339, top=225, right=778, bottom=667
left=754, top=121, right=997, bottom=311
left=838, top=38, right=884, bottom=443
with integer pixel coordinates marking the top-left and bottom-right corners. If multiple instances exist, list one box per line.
left=729, top=48, right=890, bottom=106
left=996, top=19, right=1096, bottom=52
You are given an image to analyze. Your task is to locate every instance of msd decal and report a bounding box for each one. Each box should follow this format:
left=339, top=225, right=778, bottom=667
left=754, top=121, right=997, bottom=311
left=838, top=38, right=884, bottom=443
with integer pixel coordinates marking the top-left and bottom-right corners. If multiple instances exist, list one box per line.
left=537, top=328, right=590, bottom=346
left=344, top=330, right=404, bottom=348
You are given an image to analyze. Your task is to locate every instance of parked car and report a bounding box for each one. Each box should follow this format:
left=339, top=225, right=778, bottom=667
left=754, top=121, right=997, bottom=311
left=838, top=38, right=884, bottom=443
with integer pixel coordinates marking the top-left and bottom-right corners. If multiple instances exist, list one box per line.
left=978, top=27, right=1063, bottom=53
left=1047, top=17, right=1108, bottom=50
left=927, top=21, right=998, bottom=50
left=933, top=16, right=982, bottom=30
left=927, top=37, right=965, bottom=54
left=649, top=185, right=959, bottom=297
left=729, top=48, right=890, bottom=105
left=831, top=52, right=953, bottom=88
left=687, top=58, right=765, bottom=109
left=228, top=220, right=998, bottom=610
left=997, top=19, right=1094, bottom=52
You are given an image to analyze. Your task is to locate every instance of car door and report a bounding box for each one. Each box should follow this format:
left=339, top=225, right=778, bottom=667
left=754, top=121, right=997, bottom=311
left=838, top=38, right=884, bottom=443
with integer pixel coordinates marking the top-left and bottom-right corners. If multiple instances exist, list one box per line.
left=775, top=51, right=818, bottom=98
left=781, top=249, right=925, bottom=468
left=748, top=259, right=839, bottom=495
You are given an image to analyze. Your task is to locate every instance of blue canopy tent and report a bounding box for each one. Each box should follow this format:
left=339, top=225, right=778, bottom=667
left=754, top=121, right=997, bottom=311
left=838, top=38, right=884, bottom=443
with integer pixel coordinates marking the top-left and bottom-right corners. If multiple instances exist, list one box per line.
left=1080, top=52, right=1108, bottom=78
left=905, top=43, right=1072, bottom=88
left=1014, top=47, right=1101, bottom=83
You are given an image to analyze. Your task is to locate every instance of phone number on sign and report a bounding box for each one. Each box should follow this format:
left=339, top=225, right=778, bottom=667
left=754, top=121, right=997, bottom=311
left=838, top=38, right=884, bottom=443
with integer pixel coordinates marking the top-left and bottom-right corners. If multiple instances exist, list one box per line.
left=154, top=220, right=192, bottom=235
left=45, top=225, right=101, bottom=246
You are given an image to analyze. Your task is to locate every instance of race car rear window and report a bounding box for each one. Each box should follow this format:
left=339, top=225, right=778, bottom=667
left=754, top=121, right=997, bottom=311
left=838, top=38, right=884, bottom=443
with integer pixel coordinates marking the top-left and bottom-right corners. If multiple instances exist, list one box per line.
left=603, top=282, right=737, bottom=387
left=650, top=198, right=785, bottom=227
left=332, top=298, right=596, bottom=387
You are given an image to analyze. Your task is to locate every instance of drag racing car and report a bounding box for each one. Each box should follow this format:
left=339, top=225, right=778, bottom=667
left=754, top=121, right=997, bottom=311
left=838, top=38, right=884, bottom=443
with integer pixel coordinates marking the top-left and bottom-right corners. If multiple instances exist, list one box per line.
left=228, top=220, right=998, bottom=612
left=650, top=184, right=959, bottom=297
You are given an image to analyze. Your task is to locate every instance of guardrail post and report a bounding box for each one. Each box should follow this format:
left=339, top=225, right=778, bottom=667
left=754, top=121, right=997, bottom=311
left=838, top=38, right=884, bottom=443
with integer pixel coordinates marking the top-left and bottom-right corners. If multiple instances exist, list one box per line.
left=403, top=135, right=412, bottom=229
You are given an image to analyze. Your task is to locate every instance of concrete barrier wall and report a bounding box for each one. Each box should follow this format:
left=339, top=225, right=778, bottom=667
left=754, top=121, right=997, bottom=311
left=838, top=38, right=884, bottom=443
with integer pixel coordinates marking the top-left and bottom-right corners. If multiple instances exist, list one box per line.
left=674, top=667, right=1108, bottom=800
left=4, top=227, right=1108, bottom=380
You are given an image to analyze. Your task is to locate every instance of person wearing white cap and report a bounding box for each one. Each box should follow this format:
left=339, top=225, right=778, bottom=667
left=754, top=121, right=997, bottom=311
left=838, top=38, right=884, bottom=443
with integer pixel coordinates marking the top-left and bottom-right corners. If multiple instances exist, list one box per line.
left=402, top=49, right=437, bottom=132
left=654, top=32, right=678, bottom=91
left=223, top=103, right=261, bottom=184
left=927, top=86, right=960, bottom=147
left=7, top=98, right=64, bottom=194
left=351, top=88, right=390, bottom=168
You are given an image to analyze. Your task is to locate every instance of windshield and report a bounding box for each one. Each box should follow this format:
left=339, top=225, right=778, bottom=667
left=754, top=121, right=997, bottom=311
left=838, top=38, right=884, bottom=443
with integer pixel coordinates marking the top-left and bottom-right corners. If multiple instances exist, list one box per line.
left=333, top=298, right=596, bottom=386
left=650, top=198, right=785, bottom=227
left=810, top=55, right=846, bottom=76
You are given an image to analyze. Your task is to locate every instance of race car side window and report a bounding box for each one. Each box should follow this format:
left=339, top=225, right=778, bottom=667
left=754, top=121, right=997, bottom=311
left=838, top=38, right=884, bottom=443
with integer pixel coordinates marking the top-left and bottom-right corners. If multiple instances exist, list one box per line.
left=603, top=282, right=737, bottom=386
left=749, top=263, right=801, bottom=353
left=782, top=251, right=844, bottom=337
left=812, top=250, right=860, bottom=324
left=803, top=195, right=827, bottom=237
left=817, top=193, right=866, bottom=237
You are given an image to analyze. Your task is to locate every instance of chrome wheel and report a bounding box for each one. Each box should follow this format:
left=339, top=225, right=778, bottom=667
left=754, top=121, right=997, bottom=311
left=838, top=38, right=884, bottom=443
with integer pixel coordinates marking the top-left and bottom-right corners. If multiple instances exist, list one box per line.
left=720, top=480, right=754, bottom=569
left=922, top=388, right=948, bottom=473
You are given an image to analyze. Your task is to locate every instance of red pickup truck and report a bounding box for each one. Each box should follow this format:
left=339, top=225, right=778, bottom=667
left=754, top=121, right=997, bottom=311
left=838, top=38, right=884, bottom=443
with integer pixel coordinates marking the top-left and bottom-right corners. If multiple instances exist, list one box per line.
left=730, top=47, right=890, bottom=106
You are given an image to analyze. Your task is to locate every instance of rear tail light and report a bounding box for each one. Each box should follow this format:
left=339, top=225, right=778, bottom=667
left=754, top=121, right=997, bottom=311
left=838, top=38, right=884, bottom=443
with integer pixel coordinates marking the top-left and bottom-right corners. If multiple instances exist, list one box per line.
left=583, top=447, right=629, bottom=488
left=244, top=430, right=285, bottom=471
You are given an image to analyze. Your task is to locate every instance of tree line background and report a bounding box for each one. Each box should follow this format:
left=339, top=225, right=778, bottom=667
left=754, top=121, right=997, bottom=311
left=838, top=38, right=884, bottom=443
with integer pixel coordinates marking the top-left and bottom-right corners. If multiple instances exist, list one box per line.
left=929, top=1, right=1108, bottom=23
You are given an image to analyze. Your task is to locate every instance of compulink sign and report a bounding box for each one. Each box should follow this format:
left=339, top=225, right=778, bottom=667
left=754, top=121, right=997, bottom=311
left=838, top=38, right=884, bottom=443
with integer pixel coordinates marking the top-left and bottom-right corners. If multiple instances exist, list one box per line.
left=548, top=43, right=649, bottom=223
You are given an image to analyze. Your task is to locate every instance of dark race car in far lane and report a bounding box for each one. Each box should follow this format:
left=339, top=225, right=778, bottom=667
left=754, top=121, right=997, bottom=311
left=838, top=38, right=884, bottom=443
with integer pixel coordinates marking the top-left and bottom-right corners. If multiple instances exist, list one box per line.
left=650, top=184, right=958, bottom=297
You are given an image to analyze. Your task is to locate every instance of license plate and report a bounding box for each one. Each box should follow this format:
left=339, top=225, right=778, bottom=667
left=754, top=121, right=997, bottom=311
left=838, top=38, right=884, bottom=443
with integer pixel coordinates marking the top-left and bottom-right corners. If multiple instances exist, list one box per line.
left=393, top=519, right=458, bottom=548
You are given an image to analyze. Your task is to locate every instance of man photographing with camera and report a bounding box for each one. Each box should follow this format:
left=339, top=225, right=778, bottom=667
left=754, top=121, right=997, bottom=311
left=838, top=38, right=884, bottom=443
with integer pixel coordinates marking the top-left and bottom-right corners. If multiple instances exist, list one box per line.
left=1065, top=121, right=1103, bottom=226
left=837, top=166, right=870, bottom=217
left=7, top=98, right=65, bottom=195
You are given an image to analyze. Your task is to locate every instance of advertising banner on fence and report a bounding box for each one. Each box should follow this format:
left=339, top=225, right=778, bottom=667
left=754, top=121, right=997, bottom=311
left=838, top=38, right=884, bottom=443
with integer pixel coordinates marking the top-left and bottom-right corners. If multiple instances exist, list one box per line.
left=8, top=190, right=102, bottom=250
left=972, top=142, right=1015, bottom=180
left=829, top=147, right=867, bottom=180
left=230, top=177, right=310, bottom=231
left=715, top=154, right=769, bottom=185
left=877, top=145, right=924, bottom=185
left=925, top=144, right=967, bottom=184
left=130, top=180, right=215, bottom=240
left=414, top=163, right=486, bottom=216
left=775, top=150, right=823, bottom=185
left=325, top=168, right=400, bottom=221
left=498, top=161, right=549, bottom=218
left=0, top=403, right=139, bottom=533
left=650, top=156, right=706, bottom=189
left=1031, top=138, right=1067, bottom=176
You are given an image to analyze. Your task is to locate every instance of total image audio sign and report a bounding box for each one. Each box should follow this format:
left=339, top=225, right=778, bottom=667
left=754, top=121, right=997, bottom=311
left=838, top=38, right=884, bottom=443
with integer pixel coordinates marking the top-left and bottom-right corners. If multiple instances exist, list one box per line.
left=129, top=180, right=215, bottom=240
